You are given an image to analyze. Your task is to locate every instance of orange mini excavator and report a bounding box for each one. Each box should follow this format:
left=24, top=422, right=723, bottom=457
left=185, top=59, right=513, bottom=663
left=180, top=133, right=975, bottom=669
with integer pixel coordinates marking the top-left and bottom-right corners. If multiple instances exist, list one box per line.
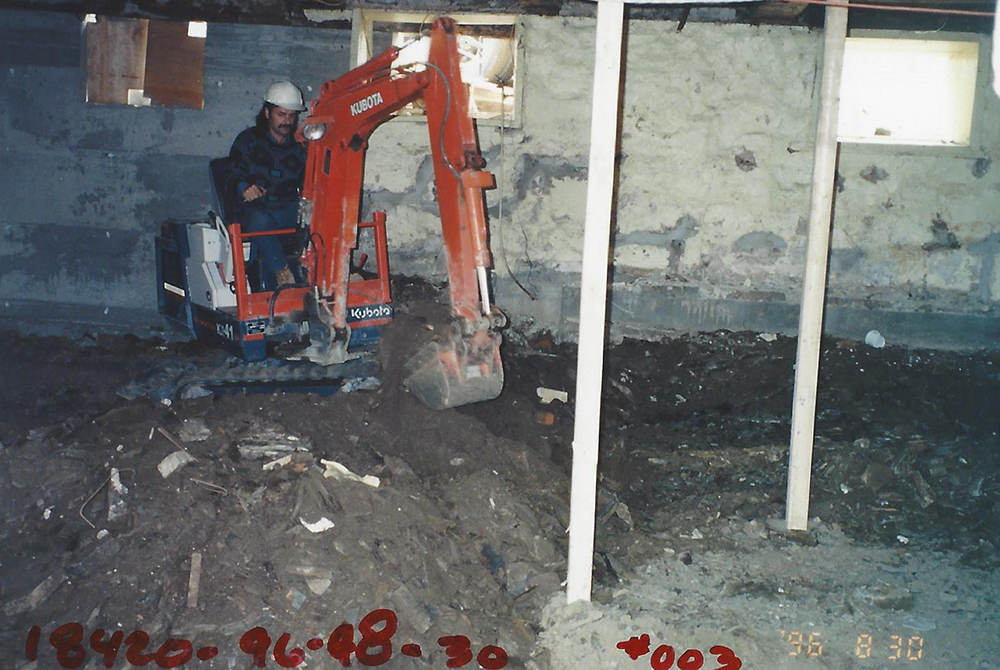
left=156, top=17, right=505, bottom=409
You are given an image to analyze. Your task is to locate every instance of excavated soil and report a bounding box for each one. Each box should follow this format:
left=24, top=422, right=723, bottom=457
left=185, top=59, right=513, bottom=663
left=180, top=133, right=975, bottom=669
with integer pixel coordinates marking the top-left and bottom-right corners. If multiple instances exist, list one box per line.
left=1, top=279, right=998, bottom=670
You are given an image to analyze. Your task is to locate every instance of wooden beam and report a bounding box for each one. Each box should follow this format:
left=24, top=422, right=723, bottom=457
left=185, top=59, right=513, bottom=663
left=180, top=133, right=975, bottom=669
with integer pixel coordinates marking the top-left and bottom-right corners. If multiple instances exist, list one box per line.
left=566, top=0, right=625, bottom=605
left=785, top=1, right=848, bottom=531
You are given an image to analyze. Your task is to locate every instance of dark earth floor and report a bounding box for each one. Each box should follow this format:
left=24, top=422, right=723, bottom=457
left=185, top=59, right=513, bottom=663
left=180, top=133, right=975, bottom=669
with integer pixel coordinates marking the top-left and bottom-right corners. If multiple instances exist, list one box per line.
left=1, top=280, right=997, bottom=669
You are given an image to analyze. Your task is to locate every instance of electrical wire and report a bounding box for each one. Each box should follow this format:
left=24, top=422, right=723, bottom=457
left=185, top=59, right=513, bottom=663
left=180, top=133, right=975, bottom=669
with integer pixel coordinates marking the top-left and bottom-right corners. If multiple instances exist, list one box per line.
left=496, top=85, right=536, bottom=301
left=414, top=61, right=460, bottom=180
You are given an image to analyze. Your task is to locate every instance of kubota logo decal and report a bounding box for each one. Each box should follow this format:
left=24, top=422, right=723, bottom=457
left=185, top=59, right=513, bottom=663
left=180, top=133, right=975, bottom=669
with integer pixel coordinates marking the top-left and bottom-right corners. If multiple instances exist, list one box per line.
left=350, top=91, right=384, bottom=116
left=347, top=304, right=393, bottom=322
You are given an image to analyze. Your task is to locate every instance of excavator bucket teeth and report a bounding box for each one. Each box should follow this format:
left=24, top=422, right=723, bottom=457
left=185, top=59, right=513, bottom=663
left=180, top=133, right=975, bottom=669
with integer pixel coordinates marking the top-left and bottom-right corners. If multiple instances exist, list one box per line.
left=404, top=331, right=504, bottom=410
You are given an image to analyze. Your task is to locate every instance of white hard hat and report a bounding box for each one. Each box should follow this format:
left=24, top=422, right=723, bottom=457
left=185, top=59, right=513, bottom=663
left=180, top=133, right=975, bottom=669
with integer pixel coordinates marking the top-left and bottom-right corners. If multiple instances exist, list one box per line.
left=264, top=81, right=306, bottom=111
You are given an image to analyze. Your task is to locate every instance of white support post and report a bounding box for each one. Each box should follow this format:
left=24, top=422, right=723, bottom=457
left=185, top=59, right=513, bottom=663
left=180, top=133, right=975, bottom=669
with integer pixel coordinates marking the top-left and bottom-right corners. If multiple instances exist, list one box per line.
left=567, top=0, right=625, bottom=605
left=786, top=3, right=848, bottom=531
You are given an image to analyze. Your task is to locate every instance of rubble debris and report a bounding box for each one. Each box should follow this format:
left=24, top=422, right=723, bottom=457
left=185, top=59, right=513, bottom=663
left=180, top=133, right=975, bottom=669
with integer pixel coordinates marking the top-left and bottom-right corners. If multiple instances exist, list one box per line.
left=320, top=459, right=380, bottom=488
left=157, top=450, right=196, bottom=478
left=536, top=387, right=569, bottom=404
left=4, top=572, right=66, bottom=617
left=910, top=471, right=936, bottom=508
left=106, top=467, right=129, bottom=523
left=286, top=589, right=307, bottom=610
left=855, top=584, right=914, bottom=610
left=306, top=578, right=332, bottom=596
left=901, top=614, right=937, bottom=631
left=187, top=552, right=202, bottom=608
left=178, top=418, right=212, bottom=442
left=263, top=452, right=313, bottom=473
left=390, top=582, right=434, bottom=634
left=238, top=428, right=312, bottom=459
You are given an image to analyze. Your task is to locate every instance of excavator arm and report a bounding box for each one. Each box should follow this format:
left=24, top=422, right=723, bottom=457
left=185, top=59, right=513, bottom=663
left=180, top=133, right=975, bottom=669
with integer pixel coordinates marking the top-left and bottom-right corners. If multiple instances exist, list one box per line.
left=296, top=17, right=505, bottom=409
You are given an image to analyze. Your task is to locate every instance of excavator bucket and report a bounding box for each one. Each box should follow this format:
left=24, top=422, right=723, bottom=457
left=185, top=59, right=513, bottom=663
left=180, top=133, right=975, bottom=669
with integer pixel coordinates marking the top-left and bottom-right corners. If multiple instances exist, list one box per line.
left=404, top=329, right=504, bottom=410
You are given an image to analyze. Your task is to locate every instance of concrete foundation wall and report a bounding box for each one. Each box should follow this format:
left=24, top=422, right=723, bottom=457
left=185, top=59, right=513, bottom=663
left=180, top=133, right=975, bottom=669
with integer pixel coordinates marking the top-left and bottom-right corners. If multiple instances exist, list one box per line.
left=2, top=10, right=998, bottom=348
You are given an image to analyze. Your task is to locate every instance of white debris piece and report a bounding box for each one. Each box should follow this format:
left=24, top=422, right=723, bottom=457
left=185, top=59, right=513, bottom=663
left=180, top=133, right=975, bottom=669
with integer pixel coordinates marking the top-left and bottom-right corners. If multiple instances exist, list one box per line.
left=263, top=455, right=293, bottom=472
left=158, top=450, right=195, bottom=478
left=107, top=467, right=129, bottom=522
left=759, top=332, right=778, bottom=342
left=320, top=459, right=380, bottom=488
left=865, top=330, right=886, bottom=348
left=300, top=517, right=336, bottom=533
left=536, top=387, right=569, bottom=405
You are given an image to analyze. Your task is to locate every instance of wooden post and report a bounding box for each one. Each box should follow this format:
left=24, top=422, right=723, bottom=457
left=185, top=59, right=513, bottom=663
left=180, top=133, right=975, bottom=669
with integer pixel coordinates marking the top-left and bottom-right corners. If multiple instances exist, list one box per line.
left=567, top=0, right=625, bottom=605
left=786, top=3, right=848, bottom=531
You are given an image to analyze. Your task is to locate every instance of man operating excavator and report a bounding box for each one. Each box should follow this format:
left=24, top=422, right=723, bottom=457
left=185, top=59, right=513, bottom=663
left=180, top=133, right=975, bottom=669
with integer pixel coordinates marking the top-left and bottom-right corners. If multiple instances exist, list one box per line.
left=227, top=81, right=308, bottom=290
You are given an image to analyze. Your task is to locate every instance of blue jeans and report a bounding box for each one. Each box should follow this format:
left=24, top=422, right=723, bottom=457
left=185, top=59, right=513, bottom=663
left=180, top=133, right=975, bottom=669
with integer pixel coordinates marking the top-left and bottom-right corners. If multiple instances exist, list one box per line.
left=237, top=201, right=299, bottom=290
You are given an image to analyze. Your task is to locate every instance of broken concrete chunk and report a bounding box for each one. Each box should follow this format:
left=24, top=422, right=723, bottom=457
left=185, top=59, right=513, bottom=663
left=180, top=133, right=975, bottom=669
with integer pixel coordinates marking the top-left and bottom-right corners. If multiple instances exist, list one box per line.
left=178, top=418, right=211, bottom=442
left=157, top=450, right=195, bottom=478
left=855, top=585, right=913, bottom=611
left=536, top=387, right=569, bottom=405
left=320, top=459, right=380, bottom=488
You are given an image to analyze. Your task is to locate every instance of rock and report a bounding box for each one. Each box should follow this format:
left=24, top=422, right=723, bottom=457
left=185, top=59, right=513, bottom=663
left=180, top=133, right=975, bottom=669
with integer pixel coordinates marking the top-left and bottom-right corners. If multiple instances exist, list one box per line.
left=286, top=589, right=307, bottom=610
left=390, top=582, right=433, bottom=634
left=505, top=562, right=534, bottom=597
left=178, top=418, right=212, bottom=442
left=855, top=585, right=913, bottom=611
left=306, top=578, right=332, bottom=596
left=862, top=462, right=893, bottom=491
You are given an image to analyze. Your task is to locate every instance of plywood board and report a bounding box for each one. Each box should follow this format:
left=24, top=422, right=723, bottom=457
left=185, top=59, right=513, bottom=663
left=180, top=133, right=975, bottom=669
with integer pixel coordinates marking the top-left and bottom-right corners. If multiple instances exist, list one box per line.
left=144, top=21, right=206, bottom=109
left=86, top=18, right=148, bottom=104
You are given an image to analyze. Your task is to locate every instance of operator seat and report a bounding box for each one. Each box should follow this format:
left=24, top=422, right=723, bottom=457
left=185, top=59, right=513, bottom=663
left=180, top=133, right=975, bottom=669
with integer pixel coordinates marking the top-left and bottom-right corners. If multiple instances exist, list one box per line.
left=208, top=157, right=301, bottom=289
left=209, top=157, right=237, bottom=225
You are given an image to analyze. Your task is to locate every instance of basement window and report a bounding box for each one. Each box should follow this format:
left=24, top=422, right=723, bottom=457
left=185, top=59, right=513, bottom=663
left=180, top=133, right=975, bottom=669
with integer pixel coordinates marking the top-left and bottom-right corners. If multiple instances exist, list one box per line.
left=837, top=38, right=979, bottom=147
left=352, top=11, right=521, bottom=125
left=85, top=17, right=206, bottom=109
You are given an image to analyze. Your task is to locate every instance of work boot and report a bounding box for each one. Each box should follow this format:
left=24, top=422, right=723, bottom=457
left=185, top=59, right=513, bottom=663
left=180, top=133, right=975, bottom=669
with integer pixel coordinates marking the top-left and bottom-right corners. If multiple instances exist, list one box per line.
left=276, top=266, right=295, bottom=287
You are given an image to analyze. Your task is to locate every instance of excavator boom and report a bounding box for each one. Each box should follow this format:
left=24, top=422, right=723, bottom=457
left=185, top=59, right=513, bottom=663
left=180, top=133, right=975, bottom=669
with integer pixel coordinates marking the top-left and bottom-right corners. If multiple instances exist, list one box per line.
left=297, top=17, right=505, bottom=409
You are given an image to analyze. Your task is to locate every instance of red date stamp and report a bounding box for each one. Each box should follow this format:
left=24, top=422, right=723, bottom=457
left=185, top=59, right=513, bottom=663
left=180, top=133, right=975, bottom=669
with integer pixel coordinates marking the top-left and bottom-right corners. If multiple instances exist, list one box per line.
left=25, top=609, right=508, bottom=668
left=617, top=633, right=742, bottom=670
